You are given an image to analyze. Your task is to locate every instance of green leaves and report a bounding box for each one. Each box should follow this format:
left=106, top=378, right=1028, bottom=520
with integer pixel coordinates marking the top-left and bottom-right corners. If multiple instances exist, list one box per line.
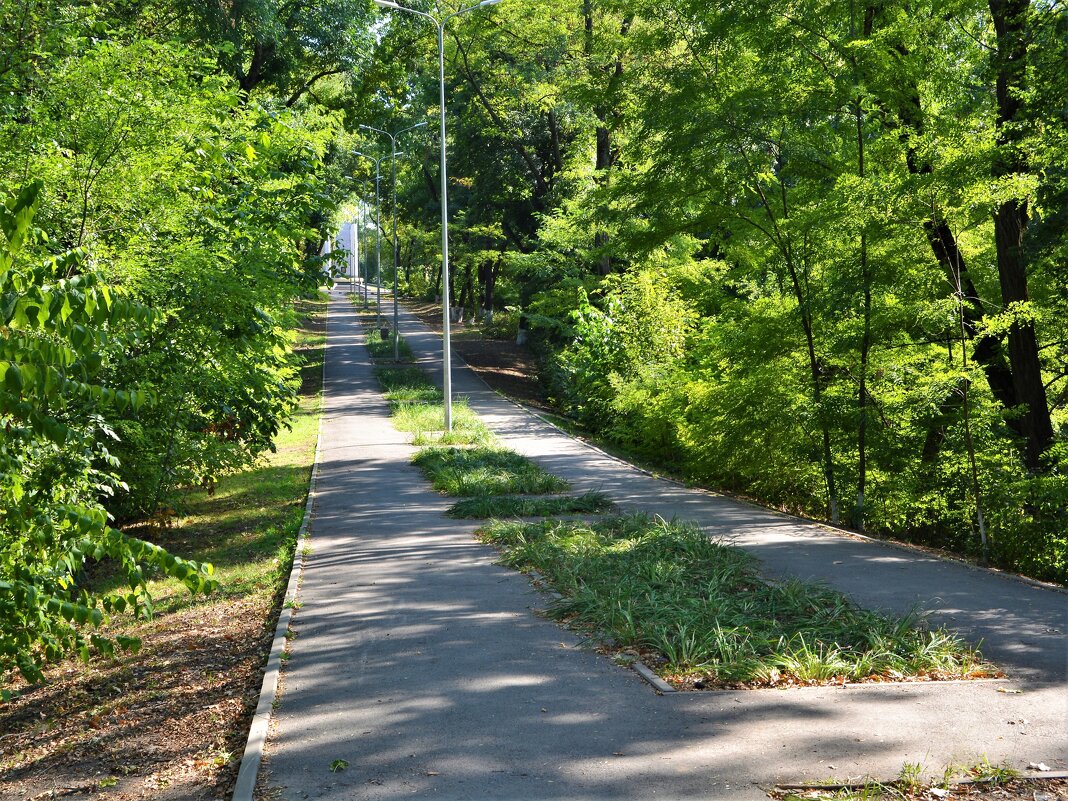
left=0, top=181, right=42, bottom=260
left=0, top=0, right=353, bottom=690
left=0, top=184, right=217, bottom=685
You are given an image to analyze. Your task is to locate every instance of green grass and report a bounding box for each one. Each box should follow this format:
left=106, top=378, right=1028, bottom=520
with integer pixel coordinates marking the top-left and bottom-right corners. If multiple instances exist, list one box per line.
left=374, top=366, right=492, bottom=446
left=413, top=446, right=569, bottom=497
left=477, top=514, right=994, bottom=686
left=375, top=364, right=437, bottom=400
left=447, top=491, right=614, bottom=519
left=349, top=295, right=378, bottom=311
left=365, top=327, right=415, bottom=362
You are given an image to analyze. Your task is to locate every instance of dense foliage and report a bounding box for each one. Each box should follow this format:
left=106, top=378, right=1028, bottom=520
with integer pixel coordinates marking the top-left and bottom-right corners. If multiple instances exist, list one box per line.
left=0, top=1, right=358, bottom=681
left=3, top=0, right=1065, bottom=684
left=360, top=0, right=1066, bottom=581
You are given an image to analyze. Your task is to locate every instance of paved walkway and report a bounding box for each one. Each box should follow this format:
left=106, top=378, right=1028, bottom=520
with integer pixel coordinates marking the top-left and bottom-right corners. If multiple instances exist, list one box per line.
left=262, top=286, right=1067, bottom=801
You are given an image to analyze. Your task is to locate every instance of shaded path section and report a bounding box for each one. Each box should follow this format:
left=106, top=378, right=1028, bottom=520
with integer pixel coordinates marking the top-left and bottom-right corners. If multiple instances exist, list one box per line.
left=261, top=287, right=1067, bottom=801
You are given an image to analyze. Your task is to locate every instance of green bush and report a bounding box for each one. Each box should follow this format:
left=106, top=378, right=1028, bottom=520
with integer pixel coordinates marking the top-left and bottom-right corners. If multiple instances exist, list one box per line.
left=0, top=184, right=216, bottom=688
left=412, top=447, right=569, bottom=497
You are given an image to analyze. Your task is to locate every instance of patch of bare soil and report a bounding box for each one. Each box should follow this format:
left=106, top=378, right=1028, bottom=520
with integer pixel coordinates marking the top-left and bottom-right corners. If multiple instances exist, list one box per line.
left=404, top=300, right=550, bottom=410
left=0, top=598, right=270, bottom=800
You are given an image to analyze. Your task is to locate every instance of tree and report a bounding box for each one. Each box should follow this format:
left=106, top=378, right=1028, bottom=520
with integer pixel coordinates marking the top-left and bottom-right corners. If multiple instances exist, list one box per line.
left=0, top=182, right=216, bottom=688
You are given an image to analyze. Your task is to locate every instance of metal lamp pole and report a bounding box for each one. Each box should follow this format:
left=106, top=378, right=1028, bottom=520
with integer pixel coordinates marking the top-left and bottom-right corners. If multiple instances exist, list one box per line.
left=373, top=0, right=502, bottom=429
left=358, top=205, right=367, bottom=305
left=353, top=151, right=386, bottom=328
left=360, top=122, right=428, bottom=361
left=356, top=201, right=367, bottom=306
left=349, top=217, right=357, bottom=298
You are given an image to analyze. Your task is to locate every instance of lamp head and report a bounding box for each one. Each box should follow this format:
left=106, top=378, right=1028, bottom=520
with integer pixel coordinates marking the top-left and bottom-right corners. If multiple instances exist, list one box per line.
left=480, top=0, right=501, bottom=6
left=374, top=0, right=402, bottom=8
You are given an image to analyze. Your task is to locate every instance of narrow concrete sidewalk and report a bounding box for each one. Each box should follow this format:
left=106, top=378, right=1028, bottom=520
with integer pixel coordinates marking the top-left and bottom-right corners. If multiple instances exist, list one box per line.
left=261, top=287, right=1066, bottom=801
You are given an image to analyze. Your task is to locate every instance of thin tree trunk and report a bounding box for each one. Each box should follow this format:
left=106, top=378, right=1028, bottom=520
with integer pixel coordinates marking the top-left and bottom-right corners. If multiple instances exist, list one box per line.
left=854, top=4, right=872, bottom=530
left=988, top=0, right=1054, bottom=470
left=784, top=248, right=840, bottom=525
left=583, top=1, right=631, bottom=276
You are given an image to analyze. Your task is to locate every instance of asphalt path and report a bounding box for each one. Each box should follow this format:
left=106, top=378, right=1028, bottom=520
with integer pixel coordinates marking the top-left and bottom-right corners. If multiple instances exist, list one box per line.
left=261, top=285, right=1067, bottom=801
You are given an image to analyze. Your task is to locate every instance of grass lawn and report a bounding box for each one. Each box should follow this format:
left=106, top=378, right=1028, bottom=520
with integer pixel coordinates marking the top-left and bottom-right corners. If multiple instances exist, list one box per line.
left=447, top=491, right=614, bottom=519
left=0, top=295, right=327, bottom=801
left=478, top=514, right=996, bottom=689
left=374, top=364, right=492, bottom=446
left=365, top=326, right=415, bottom=362
left=413, top=446, right=569, bottom=497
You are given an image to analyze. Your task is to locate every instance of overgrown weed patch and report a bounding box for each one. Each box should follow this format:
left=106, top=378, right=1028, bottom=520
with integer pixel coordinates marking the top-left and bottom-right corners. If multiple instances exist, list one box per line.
left=477, top=514, right=996, bottom=688
left=373, top=365, right=491, bottom=446
left=413, top=446, right=569, bottom=497
left=447, top=491, right=613, bottom=519
left=365, top=326, right=414, bottom=362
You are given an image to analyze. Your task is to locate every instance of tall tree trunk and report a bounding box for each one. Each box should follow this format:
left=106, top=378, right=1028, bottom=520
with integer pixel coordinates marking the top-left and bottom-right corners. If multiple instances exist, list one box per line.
left=989, top=0, right=1054, bottom=470
left=783, top=247, right=839, bottom=525
left=478, top=257, right=500, bottom=312
left=748, top=162, right=839, bottom=524
left=855, top=120, right=872, bottom=531
left=403, top=237, right=414, bottom=288
left=853, top=4, right=873, bottom=530
left=894, top=90, right=1019, bottom=426
left=583, top=1, right=631, bottom=276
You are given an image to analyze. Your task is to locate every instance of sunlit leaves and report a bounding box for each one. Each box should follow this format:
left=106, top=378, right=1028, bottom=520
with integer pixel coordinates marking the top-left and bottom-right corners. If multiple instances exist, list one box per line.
left=0, top=183, right=219, bottom=684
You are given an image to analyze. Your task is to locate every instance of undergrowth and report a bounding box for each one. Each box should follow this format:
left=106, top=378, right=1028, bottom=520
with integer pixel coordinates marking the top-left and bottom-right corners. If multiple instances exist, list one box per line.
left=770, top=758, right=1024, bottom=800
left=365, top=326, right=414, bottom=362
left=413, top=446, right=569, bottom=497
left=447, top=491, right=614, bottom=519
left=374, top=366, right=491, bottom=446
left=477, top=514, right=994, bottom=687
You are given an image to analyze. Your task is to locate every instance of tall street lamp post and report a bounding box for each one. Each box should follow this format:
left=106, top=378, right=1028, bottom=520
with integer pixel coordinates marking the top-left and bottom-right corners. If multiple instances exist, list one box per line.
left=358, top=150, right=403, bottom=328
left=373, top=0, right=502, bottom=430
left=355, top=201, right=368, bottom=306
left=353, top=151, right=386, bottom=329
left=349, top=217, right=358, bottom=298
left=360, top=122, right=428, bottom=362
left=355, top=150, right=404, bottom=344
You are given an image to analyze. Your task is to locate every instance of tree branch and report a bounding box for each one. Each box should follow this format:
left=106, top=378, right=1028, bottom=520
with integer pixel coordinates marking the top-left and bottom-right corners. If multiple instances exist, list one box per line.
left=285, top=69, right=346, bottom=107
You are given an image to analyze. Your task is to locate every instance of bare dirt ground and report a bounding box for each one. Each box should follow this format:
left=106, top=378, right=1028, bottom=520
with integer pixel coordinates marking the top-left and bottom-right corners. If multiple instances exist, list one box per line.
left=0, top=597, right=269, bottom=800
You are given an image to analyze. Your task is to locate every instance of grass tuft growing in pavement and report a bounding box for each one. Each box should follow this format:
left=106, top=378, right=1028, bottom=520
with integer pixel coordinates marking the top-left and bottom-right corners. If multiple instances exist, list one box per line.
left=374, top=366, right=491, bottom=446
left=447, top=491, right=614, bottom=519
left=413, top=446, right=569, bottom=497
left=476, top=514, right=994, bottom=687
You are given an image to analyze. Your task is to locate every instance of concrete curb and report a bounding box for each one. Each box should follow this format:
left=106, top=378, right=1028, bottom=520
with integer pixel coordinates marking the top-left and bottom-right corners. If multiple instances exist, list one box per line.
left=231, top=298, right=328, bottom=801
left=632, top=662, right=677, bottom=693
